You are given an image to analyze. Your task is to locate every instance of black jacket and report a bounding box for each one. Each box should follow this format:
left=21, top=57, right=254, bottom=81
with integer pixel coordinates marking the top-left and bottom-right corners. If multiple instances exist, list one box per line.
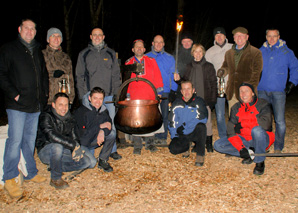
left=74, top=94, right=112, bottom=147
left=36, top=109, right=78, bottom=153
left=0, top=38, right=49, bottom=113
left=183, top=57, right=217, bottom=108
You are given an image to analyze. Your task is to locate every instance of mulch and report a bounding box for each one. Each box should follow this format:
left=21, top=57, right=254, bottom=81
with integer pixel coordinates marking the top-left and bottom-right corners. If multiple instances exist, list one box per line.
left=1, top=92, right=298, bottom=212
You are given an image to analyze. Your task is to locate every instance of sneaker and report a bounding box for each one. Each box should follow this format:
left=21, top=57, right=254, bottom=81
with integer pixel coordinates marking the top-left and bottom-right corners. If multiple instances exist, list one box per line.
left=274, top=149, right=282, bottom=154
left=24, top=174, right=46, bottom=183
left=253, top=161, right=265, bottom=175
left=182, top=150, right=190, bottom=158
left=98, top=158, right=113, bottom=172
left=133, top=147, right=142, bottom=155
left=4, top=178, right=23, bottom=198
left=145, top=144, right=158, bottom=153
left=50, top=178, right=69, bottom=190
left=110, top=152, right=122, bottom=160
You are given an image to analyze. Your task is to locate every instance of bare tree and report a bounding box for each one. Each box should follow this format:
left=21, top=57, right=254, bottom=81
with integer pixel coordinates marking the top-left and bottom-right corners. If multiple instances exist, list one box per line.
left=89, top=0, right=103, bottom=28
left=63, top=0, right=81, bottom=57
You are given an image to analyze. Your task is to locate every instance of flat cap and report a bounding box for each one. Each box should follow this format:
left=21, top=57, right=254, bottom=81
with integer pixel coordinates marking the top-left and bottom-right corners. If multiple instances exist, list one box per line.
left=232, top=27, right=248, bottom=35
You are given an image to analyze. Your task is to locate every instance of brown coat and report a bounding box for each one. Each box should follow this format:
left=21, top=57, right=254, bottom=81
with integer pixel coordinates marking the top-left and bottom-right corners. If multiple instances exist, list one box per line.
left=42, top=45, right=75, bottom=104
left=220, top=42, right=263, bottom=100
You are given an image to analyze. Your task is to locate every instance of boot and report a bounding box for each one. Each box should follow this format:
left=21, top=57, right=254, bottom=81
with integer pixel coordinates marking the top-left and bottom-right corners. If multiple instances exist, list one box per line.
left=4, top=178, right=23, bottom=198
left=206, top=135, right=213, bottom=152
left=253, top=161, right=265, bottom=175
left=50, top=178, right=69, bottom=190
left=195, top=155, right=205, bottom=167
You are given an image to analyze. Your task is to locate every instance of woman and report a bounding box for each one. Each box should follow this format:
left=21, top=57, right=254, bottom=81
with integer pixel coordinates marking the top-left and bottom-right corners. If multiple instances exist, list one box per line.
left=183, top=44, right=217, bottom=152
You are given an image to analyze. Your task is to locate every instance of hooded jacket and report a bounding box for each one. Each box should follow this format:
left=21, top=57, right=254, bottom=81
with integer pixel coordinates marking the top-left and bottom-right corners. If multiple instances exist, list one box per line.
left=75, top=43, right=121, bottom=99
left=227, top=93, right=275, bottom=151
left=258, top=39, right=298, bottom=92
left=205, top=39, right=233, bottom=88
left=146, top=47, right=178, bottom=93
left=74, top=92, right=112, bottom=147
left=168, top=94, right=208, bottom=139
left=125, top=55, right=163, bottom=100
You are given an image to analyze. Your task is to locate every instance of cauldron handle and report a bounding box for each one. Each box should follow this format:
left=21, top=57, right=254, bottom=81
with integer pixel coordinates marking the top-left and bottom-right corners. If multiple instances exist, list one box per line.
left=115, top=77, right=160, bottom=105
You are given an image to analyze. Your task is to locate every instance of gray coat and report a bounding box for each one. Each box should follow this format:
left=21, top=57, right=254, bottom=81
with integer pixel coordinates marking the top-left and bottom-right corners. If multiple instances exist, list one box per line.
left=75, top=43, right=121, bottom=99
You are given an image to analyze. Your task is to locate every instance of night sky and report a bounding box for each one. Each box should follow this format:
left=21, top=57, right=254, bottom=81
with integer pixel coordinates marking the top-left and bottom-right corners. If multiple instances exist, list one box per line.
left=1, top=1, right=297, bottom=63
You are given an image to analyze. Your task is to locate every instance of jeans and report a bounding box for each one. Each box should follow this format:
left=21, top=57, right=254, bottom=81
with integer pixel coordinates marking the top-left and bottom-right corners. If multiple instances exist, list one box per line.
left=258, top=91, right=286, bottom=151
left=38, top=143, right=91, bottom=180
left=155, top=92, right=169, bottom=139
left=83, top=128, right=116, bottom=162
left=214, top=126, right=269, bottom=163
left=104, top=95, right=117, bottom=153
left=169, top=123, right=207, bottom=156
left=215, top=97, right=227, bottom=138
left=3, top=109, right=40, bottom=181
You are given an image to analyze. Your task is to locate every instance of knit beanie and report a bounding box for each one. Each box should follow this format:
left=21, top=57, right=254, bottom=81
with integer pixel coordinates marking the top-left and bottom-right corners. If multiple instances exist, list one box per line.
left=47, top=28, right=63, bottom=42
left=239, top=82, right=255, bottom=94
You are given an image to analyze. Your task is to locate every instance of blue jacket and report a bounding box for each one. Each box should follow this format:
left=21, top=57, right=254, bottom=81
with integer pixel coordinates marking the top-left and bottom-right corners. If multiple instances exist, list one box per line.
left=146, top=47, right=178, bottom=93
left=258, top=39, right=298, bottom=92
left=168, top=94, right=208, bottom=139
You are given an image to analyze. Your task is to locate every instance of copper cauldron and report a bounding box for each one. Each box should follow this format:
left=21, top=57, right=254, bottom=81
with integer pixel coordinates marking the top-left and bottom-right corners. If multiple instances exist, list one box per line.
left=114, top=77, right=162, bottom=134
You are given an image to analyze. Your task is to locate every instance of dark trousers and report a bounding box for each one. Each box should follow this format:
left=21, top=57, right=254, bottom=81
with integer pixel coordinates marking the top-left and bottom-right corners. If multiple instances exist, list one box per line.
left=169, top=123, right=207, bottom=156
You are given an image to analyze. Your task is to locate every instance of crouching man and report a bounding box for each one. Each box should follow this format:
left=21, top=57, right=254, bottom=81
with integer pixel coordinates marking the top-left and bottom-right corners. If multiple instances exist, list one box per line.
left=36, top=93, right=93, bottom=189
left=168, top=81, right=208, bottom=166
left=74, top=87, right=116, bottom=172
left=214, top=83, right=275, bottom=175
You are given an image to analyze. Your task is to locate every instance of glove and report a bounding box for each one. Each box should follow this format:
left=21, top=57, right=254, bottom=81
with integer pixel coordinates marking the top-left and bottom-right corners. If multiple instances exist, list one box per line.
left=239, top=148, right=250, bottom=159
left=234, top=123, right=242, bottom=134
left=176, top=125, right=185, bottom=136
left=53, top=70, right=65, bottom=78
left=285, top=82, right=295, bottom=95
left=72, top=144, right=85, bottom=162
left=168, top=90, right=177, bottom=103
left=217, top=69, right=224, bottom=78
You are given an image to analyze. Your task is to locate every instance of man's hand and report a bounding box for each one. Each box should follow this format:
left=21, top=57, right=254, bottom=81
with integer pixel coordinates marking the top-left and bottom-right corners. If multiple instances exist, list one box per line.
left=285, top=82, right=295, bottom=95
left=72, top=144, right=85, bottom=162
left=100, top=122, right=111, bottom=130
left=217, top=69, right=225, bottom=78
left=14, top=95, right=20, bottom=101
left=176, top=125, right=185, bottom=136
left=97, top=130, right=105, bottom=146
left=174, top=73, right=180, bottom=81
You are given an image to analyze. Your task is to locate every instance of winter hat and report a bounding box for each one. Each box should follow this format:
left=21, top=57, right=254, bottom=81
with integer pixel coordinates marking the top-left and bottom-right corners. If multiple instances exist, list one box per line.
left=181, top=32, right=193, bottom=41
left=213, top=27, right=226, bottom=37
left=239, top=82, right=255, bottom=94
left=47, top=27, right=63, bottom=42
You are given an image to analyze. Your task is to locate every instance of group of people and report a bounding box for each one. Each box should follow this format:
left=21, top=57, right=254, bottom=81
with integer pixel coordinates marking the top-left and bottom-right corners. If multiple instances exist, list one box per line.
left=0, top=18, right=298, bottom=199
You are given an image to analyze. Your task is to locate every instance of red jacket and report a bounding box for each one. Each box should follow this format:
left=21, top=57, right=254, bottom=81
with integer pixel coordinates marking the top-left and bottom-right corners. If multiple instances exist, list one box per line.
left=227, top=96, right=275, bottom=151
left=125, top=55, right=163, bottom=100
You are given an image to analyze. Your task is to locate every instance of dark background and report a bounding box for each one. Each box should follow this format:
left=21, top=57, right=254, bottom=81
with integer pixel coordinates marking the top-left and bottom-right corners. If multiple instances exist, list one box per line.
left=0, top=1, right=297, bottom=123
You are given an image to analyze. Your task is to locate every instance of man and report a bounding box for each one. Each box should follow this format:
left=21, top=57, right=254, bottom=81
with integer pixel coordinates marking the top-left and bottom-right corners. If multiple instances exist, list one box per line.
left=214, top=83, right=275, bottom=175
left=125, top=39, right=164, bottom=154
left=75, top=28, right=122, bottom=160
left=258, top=29, right=298, bottom=153
left=205, top=27, right=233, bottom=139
left=74, top=87, right=116, bottom=172
left=146, top=35, right=178, bottom=144
left=168, top=81, right=208, bottom=166
left=217, top=27, right=263, bottom=114
left=173, top=32, right=194, bottom=78
left=43, top=27, right=75, bottom=105
left=36, top=93, right=92, bottom=189
left=0, top=19, right=48, bottom=198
